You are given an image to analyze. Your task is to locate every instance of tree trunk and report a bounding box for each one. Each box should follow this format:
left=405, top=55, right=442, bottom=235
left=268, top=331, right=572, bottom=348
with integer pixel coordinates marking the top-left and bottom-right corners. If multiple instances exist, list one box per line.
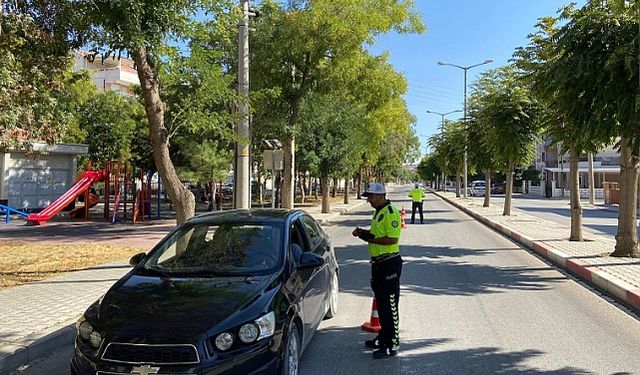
left=455, top=168, right=461, bottom=198
left=299, top=172, right=306, bottom=204
left=321, top=175, right=330, bottom=213
left=483, top=169, right=491, bottom=207
left=281, top=136, right=295, bottom=208
left=612, top=137, right=640, bottom=257
left=503, top=159, right=514, bottom=216
left=331, top=177, right=338, bottom=197
left=568, top=145, right=583, bottom=241
left=132, top=48, right=194, bottom=225
left=356, top=170, right=362, bottom=199
left=344, top=177, right=350, bottom=204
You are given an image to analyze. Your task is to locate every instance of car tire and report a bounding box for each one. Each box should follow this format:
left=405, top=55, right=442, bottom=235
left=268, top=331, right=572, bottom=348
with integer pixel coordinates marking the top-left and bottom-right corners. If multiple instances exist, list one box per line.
left=281, top=324, right=300, bottom=375
left=324, top=272, right=339, bottom=319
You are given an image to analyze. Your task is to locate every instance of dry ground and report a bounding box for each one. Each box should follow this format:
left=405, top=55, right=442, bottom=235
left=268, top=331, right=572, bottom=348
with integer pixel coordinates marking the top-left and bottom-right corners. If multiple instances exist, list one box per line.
left=0, top=242, right=143, bottom=289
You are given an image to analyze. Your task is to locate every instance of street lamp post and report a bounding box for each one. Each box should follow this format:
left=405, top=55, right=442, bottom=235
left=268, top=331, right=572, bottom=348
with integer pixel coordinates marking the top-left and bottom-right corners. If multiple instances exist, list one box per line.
left=426, top=109, right=463, bottom=192
left=437, top=59, right=493, bottom=198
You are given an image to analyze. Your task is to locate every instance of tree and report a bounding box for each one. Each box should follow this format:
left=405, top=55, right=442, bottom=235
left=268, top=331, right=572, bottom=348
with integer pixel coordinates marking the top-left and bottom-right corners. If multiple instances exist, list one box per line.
left=467, top=93, right=502, bottom=208
left=517, top=2, right=637, bottom=255
left=430, top=120, right=465, bottom=197
left=471, top=66, right=540, bottom=216
left=66, top=0, right=237, bottom=224
left=250, top=0, right=424, bottom=208
left=78, top=92, right=139, bottom=167
left=0, top=1, right=77, bottom=151
left=417, top=155, right=440, bottom=184
left=514, top=12, right=614, bottom=241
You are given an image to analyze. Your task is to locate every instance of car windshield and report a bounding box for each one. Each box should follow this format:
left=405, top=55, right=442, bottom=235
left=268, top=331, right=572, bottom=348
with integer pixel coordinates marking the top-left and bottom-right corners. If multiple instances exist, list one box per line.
left=140, top=222, right=283, bottom=276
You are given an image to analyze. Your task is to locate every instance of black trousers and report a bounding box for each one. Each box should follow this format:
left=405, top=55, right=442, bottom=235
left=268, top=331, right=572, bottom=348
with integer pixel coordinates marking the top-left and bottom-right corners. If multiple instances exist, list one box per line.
left=371, top=255, right=402, bottom=349
left=411, top=201, right=423, bottom=223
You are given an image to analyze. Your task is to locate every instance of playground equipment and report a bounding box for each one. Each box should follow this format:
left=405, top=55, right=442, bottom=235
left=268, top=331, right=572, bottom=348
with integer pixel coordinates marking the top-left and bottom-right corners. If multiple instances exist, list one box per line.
left=69, top=193, right=100, bottom=219
left=18, top=160, right=164, bottom=225
left=26, top=170, right=105, bottom=225
left=0, top=204, right=29, bottom=224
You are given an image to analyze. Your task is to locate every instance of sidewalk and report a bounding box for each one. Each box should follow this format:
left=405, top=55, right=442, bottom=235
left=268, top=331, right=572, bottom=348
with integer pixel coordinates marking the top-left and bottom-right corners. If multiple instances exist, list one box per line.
left=0, top=197, right=369, bottom=374
left=432, top=190, right=640, bottom=313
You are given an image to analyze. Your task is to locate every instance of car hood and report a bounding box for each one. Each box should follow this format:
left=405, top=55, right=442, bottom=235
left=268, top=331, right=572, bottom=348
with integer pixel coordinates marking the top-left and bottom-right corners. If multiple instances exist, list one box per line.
left=97, top=273, right=276, bottom=341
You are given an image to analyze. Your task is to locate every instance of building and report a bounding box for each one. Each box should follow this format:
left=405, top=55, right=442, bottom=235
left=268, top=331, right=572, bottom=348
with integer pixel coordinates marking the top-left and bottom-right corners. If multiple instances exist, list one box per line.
left=1, top=143, right=88, bottom=209
left=526, top=135, right=620, bottom=198
left=72, top=51, right=140, bottom=96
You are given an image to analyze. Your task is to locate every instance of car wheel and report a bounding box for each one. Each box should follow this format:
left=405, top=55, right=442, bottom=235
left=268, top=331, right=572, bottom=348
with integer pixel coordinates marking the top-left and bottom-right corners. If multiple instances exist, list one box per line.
left=324, top=272, right=339, bottom=319
left=281, top=324, right=300, bottom=375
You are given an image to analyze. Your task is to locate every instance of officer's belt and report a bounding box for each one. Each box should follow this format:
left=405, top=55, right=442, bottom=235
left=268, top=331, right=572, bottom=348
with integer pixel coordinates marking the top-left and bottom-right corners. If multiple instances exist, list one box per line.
left=371, top=252, right=400, bottom=264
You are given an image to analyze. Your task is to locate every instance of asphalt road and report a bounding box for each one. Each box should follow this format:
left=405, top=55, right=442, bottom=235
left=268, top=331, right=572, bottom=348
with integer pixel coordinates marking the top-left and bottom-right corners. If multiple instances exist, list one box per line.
left=300, top=189, right=640, bottom=374
left=12, top=188, right=640, bottom=374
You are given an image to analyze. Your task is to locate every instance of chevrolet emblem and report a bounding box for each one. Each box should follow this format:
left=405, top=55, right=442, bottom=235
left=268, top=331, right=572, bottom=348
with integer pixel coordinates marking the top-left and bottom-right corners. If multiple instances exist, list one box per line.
left=130, top=365, right=160, bottom=375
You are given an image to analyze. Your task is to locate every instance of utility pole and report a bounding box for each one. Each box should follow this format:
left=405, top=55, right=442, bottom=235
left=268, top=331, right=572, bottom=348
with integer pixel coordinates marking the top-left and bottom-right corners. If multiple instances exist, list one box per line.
left=234, top=0, right=251, bottom=209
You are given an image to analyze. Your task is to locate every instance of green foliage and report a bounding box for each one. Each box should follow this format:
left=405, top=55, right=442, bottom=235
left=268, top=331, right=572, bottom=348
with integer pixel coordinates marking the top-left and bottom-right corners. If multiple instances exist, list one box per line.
left=430, top=120, right=465, bottom=175
left=0, top=5, right=76, bottom=151
left=521, top=167, right=541, bottom=184
left=417, top=155, right=440, bottom=181
left=471, top=66, right=541, bottom=169
left=78, top=92, right=138, bottom=167
left=297, top=91, right=366, bottom=178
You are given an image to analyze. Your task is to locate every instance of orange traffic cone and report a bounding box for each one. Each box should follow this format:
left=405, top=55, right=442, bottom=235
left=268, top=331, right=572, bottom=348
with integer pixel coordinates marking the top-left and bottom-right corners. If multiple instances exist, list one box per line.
left=400, top=206, right=407, bottom=229
left=361, top=298, right=381, bottom=332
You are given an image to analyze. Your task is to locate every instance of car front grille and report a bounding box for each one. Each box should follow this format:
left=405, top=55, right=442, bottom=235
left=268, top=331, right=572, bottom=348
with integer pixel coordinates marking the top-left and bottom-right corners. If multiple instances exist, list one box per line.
left=101, top=342, right=200, bottom=365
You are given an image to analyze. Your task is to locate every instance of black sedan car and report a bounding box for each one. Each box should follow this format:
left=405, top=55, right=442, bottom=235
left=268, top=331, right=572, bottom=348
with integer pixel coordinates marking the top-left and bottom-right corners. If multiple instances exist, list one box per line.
left=71, top=209, right=339, bottom=375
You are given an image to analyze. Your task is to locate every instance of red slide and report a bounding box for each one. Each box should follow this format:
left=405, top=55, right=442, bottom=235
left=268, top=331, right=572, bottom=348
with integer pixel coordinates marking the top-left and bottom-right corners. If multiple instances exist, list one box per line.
left=68, top=193, right=100, bottom=219
left=27, top=170, right=105, bottom=225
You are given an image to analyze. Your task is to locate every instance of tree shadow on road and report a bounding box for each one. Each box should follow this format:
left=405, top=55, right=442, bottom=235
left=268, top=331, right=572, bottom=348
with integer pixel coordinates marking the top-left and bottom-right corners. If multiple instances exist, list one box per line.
left=301, top=325, right=593, bottom=375
left=336, top=244, right=563, bottom=298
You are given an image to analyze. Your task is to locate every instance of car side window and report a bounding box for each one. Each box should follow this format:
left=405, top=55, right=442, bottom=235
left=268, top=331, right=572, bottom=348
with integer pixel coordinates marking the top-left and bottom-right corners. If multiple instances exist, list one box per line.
left=289, top=220, right=307, bottom=265
left=301, top=215, right=322, bottom=248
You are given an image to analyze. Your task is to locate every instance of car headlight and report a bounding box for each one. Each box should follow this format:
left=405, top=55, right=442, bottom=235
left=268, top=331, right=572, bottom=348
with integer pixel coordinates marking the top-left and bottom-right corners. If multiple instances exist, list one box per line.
left=89, top=331, right=103, bottom=349
left=255, top=311, right=275, bottom=340
left=238, top=323, right=259, bottom=343
left=78, top=320, right=93, bottom=341
left=215, top=332, right=234, bottom=351
left=76, top=316, right=103, bottom=349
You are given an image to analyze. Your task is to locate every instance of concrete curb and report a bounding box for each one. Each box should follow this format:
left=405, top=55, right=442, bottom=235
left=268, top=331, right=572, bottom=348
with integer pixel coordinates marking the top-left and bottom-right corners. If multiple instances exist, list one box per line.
left=432, top=190, right=640, bottom=313
left=0, top=197, right=369, bottom=374
left=0, top=322, right=76, bottom=375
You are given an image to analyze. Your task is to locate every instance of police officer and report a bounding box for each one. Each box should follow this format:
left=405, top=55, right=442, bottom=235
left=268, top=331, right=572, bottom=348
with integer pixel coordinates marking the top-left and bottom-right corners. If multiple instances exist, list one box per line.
left=408, top=182, right=424, bottom=224
left=352, top=182, right=402, bottom=359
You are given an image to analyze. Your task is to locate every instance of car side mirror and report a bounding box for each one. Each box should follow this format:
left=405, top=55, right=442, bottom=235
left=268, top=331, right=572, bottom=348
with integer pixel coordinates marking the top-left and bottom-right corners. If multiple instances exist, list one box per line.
left=129, top=252, right=146, bottom=267
left=297, top=252, right=324, bottom=270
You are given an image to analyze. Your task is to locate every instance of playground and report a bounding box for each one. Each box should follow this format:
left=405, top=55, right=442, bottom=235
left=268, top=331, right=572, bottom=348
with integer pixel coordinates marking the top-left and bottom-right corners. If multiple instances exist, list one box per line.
left=0, top=161, right=181, bottom=226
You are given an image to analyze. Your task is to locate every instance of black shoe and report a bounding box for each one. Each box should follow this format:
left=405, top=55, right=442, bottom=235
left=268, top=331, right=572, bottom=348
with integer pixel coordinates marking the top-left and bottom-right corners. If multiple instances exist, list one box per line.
left=410, top=221, right=414, bottom=224
left=365, top=338, right=382, bottom=349
left=373, top=347, right=398, bottom=359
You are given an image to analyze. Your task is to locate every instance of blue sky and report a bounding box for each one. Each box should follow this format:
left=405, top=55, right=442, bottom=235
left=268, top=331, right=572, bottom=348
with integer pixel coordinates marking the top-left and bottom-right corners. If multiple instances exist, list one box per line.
left=370, top=0, right=585, bottom=155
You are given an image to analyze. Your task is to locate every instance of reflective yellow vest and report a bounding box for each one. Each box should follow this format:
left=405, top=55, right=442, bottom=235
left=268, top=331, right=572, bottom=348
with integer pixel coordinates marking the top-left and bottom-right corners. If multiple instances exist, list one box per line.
left=408, top=188, right=424, bottom=202
left=368, top=202, right=401, bottom=257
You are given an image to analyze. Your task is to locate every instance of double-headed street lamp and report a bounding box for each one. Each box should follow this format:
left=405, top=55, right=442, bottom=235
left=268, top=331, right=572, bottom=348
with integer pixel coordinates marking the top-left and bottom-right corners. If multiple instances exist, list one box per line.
left=426, top=109, right=463, bottom=132
left=437, top=59, right=493, bottom=198
left=426, top=109, right=462, bottom=192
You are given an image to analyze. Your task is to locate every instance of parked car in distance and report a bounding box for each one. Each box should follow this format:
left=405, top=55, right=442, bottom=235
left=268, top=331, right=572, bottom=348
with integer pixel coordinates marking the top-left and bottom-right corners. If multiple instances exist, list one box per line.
left=491, top=182, right=506, bottom=194
left=71, top=209, right=339, bottom=375
left=470, top=180, right=486, bottom=197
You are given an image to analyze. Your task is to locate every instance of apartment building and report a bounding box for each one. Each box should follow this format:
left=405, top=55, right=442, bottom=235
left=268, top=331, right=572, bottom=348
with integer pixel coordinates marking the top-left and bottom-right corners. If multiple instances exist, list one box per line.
left=72, top=51, right=140, bottom=95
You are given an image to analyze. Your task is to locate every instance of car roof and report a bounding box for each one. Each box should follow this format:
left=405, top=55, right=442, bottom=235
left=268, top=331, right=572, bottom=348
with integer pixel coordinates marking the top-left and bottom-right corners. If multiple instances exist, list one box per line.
left=189, top=209, right=305, bottom=225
